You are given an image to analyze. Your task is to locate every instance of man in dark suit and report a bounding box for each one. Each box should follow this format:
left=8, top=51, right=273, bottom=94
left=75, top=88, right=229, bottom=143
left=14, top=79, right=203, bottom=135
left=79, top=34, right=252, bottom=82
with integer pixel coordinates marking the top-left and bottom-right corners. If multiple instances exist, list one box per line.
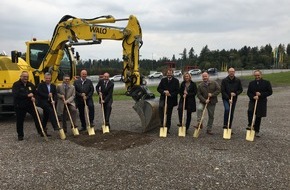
left=37, top=72, right=59, bottom=134
left=74, top=70, right=95, bottom=131
left=96, top=72, right=114, bottom=128
left=247, top=70, right=272, bottom=137
left=157, top=68, right=179, bottom=134
left=12, top=71, right=43, bottom=141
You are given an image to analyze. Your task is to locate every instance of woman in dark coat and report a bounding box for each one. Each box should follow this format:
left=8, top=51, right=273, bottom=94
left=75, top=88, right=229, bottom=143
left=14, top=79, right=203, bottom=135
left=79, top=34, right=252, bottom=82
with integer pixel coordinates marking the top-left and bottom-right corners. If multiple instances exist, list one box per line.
left=247, top=70, right=272, bottom=137
left=177, top=72, right=197, bottom=131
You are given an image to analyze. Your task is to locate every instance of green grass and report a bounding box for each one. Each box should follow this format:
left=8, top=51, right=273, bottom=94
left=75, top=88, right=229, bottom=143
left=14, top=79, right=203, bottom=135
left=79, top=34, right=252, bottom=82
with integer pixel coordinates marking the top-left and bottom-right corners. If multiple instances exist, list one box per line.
left=240, top=71, right=290, bottom=86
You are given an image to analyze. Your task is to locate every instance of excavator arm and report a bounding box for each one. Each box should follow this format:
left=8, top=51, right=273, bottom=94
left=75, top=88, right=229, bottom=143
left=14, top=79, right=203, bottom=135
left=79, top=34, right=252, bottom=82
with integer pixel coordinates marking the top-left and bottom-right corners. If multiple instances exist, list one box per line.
left=41, top=15, right=153, bottom=101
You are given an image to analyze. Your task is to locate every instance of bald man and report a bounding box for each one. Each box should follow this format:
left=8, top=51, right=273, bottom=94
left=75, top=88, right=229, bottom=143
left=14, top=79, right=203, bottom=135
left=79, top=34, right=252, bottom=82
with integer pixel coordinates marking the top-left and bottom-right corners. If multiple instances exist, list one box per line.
left=73, top=70, right=95, bottom=131
left=96, top=72, right=114, bottom=128
left=221, top=67, right=243, bottom=131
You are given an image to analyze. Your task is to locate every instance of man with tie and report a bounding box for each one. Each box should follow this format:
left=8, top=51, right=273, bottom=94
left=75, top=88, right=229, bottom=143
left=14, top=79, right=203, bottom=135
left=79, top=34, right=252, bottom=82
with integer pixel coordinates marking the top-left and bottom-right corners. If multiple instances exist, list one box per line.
left=74, top=70, right=95, bottom=131
left=37, top=72, right=59, bottom=134
left=95, top=72, right=114, bottom=128
left=157, top=68, right=179, bottom=134
left=56, top=74, right=78, bottom=133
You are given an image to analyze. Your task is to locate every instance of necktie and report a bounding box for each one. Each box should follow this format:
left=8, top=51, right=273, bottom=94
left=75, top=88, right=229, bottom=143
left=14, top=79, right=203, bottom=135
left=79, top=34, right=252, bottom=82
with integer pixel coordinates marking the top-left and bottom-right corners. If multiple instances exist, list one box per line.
left=64, top=84, right=68, bottom=99
left=105, top=81, right=108, bottom=88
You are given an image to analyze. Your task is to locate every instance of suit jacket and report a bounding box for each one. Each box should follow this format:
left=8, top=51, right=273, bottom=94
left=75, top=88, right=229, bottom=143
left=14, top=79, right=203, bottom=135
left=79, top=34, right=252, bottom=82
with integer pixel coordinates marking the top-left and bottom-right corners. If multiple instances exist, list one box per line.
left=178, top=81, right=197, bottom=112
left=73, top=78, right=94, bottom=104
left=221, top=76, right=243, bottom=101
left=247, top=79, right=272, bottom=117
left=197, top=80, right=220, bottom=104
left=157, top=77, right=179, bottom=107
left=56, top=83, right=76, bottom=115
left=36, top=82, right=57, bottom=108
left=95, top=79, right=114, bottom=104
left=12, top=79, right=37, bottom=109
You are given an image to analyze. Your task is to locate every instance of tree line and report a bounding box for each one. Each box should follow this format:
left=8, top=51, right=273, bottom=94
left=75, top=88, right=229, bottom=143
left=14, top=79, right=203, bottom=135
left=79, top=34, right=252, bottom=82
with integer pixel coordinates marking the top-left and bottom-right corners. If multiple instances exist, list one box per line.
left=77, top=43, right=290, bottom=76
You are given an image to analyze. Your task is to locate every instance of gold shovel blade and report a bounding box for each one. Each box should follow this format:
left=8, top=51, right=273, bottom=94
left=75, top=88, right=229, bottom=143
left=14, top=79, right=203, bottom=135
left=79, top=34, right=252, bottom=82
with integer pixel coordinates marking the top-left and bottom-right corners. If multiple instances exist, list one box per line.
left=178, top=126, right=186, bottom=137
left=102, top=124, right=110, bottom=134
left=88, top=126, right=95, bottom=136
left=72, top=128, right=79, bottom=136
left=193, top=128, right=201, bottom=138
left=246, top=129, right=255, bottom=141
left=223, top=128, right=232, bottom=140
left=59, top=129, right=66, bottom=140
left=159, top=127, right=167, bottom=137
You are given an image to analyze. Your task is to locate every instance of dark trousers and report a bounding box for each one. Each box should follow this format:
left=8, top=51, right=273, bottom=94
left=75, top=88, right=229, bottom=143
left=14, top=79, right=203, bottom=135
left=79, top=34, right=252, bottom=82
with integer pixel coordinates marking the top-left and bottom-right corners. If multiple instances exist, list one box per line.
left=103, top=102, right=112, bottom=125
left=178, top=109, right=192, bottom=130
left=223, top=99, right=237, bottom=128
left=78, top=98, right=94, bottom=129
left=159, top=105, right=174, bottom=130
left=15, top=106, right=42, bottom=137
left=40, top=103, right=58, bottom=131
left=248, top=110, right=262, bottom=132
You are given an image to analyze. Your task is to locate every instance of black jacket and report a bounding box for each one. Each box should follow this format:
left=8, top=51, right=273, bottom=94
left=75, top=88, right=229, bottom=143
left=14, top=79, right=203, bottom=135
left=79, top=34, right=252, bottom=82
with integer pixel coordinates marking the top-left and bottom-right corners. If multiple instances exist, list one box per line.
left=36, top=82, right=57, bottom=107
left=12, top=79, right=36, bottom=108
left=178, top=81, right=197, bottom=112
left=221, top=76, right=243, bottom=101
left=157, top=77, right=179, bottom=107
left=247, top=79, right=272, bottom=117
left=95, top=80, right=114, bottom=104
left=73, top=78, right=94, bottom=103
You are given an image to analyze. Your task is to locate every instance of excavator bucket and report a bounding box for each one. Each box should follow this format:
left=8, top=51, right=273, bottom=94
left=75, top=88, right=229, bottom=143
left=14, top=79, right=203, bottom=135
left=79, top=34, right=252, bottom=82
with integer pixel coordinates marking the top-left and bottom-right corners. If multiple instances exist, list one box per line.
left=133, top=98, right=160, bottom=132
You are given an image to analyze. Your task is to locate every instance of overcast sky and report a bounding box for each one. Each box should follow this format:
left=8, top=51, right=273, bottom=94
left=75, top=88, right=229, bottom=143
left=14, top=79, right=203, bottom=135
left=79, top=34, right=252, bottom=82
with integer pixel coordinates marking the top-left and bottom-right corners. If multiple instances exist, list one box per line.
left=1, top=0, right=290, bottom=60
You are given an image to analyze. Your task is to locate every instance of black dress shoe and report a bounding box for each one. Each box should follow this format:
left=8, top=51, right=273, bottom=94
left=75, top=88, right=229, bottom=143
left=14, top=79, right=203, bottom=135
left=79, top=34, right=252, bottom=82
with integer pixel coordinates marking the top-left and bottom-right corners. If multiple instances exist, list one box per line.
left=79, top=128, right=86, bottom=131
left=18, top=136, right=24, bottom=141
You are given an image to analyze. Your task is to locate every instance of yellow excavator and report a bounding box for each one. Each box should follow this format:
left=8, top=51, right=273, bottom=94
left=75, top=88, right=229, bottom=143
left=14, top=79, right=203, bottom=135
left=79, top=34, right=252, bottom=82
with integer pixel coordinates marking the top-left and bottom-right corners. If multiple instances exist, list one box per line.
left=0, top=15, right=159, bottom=132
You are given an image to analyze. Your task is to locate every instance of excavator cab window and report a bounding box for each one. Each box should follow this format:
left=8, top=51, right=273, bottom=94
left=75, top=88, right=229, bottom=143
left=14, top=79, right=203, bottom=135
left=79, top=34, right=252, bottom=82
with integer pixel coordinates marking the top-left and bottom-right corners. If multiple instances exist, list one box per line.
left=29, top=44, right=49, bottom=69
left=57, top=48, right=73, bottom=81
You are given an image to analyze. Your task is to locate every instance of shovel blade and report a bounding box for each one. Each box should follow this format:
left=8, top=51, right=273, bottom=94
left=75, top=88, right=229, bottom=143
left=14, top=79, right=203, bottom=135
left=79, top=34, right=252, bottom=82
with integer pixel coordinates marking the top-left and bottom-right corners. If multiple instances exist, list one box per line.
left=223, top=128, right=232, bottom=139
left=72, top=128, right=79, bottom=136
left=193, top=128, right=201, bottom=138
left=159, top=127, right=167, bottom=137
left=102, top=124, right=110, bottom=134
left=59, top=129, right=66, bottom=140
left=246, top=129, right=255, bottom=141
left=88, top=126, right=95, bottom=136
left=178, top=126, right=186, bottom=137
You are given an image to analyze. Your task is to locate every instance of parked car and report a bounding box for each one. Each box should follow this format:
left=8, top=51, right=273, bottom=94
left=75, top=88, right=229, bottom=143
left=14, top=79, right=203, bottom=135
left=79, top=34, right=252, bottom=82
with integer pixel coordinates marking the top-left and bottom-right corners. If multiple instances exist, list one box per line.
left=207, top=68, right=218, bottom=75
left=109, top=75, right=122, bottom=82
left=148, top=72, right=163, bottom=79
left=188, top=69, right=202, bottom=75
left=173, top=70, right=182, bottom=77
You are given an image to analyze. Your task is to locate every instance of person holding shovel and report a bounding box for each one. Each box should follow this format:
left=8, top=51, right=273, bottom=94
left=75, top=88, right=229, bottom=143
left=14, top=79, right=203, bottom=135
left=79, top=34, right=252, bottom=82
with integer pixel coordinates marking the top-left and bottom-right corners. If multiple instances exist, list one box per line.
left=177, top=72, right=197, bottom=132
left=74, top=70, right=95, bottom=131
left=56, top=74, right=78, bottom=133
left=247, top=70, right=272, bottom=137
left=195, top=72, right=220, bottom=135
left=95, top=72, right=114, bottom=129
left=36, top=72, right=59, bottom=134
left=12, top=71, right=43, bottom=141
left=221, top=67, right=243, bottom=131
left=157, top=68, right=179, bottom=134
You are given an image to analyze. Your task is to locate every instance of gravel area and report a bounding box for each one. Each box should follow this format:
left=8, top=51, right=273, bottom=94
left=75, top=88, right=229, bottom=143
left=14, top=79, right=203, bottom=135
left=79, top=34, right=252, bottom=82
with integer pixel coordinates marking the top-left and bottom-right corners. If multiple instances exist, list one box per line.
left=0, top=87, right=289, bottom=190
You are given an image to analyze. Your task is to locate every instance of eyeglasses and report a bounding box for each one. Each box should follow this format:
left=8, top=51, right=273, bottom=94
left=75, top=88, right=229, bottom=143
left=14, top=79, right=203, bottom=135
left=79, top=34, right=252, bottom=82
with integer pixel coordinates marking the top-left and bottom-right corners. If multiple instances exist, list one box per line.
left=254, top=75, right=261, bottom=76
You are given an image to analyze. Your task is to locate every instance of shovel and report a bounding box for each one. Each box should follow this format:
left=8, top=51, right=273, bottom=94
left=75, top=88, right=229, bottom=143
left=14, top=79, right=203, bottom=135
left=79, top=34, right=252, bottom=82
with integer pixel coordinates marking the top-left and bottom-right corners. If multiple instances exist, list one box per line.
left=246, top=98, right=258, bottom=142
left=193, top=97, right=209, bottom=138
left=84, top=99, right=95, bottom=136
left=223, top=95, right=233, bottom=140
left=51, top=97, right=66, bottom=140
left=32, top=101, right=48, bottom=141
left=64, top=102, right=79, bottom=136
left=159, top=95, right=168, bottom=137
left=178, top=96, right=186, bottom=137
left=100, top=95, right=110, bottom=134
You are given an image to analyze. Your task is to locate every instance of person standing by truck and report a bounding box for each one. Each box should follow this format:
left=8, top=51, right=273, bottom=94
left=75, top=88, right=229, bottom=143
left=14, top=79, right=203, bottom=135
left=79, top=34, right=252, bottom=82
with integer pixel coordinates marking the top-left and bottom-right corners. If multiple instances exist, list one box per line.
left=12, top=71, right=43, bottom=141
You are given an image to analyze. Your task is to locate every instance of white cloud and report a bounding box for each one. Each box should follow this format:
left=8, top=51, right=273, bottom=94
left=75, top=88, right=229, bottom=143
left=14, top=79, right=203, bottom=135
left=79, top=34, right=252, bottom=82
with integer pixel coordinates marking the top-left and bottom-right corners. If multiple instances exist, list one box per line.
left=1, top=0, right=290, bottom=60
